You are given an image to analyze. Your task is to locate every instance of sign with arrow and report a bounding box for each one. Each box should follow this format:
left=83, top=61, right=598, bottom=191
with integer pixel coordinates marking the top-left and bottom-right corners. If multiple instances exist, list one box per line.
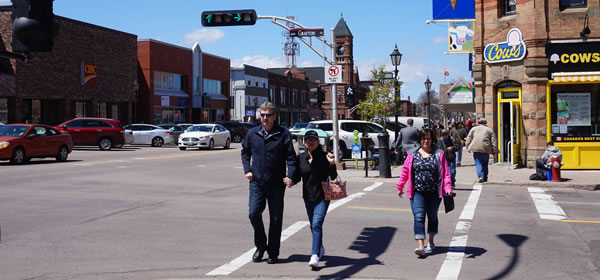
left=326, top=65, right=342, bottom=84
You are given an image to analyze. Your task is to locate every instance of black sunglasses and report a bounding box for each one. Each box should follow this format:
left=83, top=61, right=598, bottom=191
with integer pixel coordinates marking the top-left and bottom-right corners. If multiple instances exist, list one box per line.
left=260, top=113, right=272, bottom=118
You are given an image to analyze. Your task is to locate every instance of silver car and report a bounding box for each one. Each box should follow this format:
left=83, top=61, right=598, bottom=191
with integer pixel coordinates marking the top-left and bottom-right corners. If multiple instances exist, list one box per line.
left=123, top=124, right=175, bottom=147
left=178, top=124, right=230, bottom=150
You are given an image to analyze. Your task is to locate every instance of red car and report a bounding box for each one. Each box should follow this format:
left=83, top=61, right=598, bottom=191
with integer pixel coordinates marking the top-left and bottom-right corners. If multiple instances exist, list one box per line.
left=55, top=118, right=125, bottom=150
left=0, top=124, right=73, bottom=164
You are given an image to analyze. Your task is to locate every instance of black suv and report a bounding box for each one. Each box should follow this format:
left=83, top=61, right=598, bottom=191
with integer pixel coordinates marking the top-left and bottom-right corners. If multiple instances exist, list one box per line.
left=214, top=121, right=247, bottom=143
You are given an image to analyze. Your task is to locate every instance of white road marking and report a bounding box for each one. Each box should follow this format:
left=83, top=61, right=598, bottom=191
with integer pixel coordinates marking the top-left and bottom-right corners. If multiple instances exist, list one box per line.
left=116, top=166, right=128, bottom=169
left=528, top=187, right=567, bottom=220
left=206, top=181, right=383, bottom=276
left=132, top=158, right=146, bottom=160
left=196, top=165, right=206, bottom=168
left=436, top=184, right=482, bottom=280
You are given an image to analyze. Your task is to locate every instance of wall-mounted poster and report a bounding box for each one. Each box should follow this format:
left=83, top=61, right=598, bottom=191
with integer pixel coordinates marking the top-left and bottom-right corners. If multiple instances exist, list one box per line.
left=556, top=93, right=591, bottom=126
left=448, top=22, right=474, bottom=53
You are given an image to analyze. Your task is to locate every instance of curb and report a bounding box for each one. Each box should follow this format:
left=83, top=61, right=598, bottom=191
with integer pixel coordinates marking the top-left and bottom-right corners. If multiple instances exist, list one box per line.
left=484, top=180, right=600, bottom=191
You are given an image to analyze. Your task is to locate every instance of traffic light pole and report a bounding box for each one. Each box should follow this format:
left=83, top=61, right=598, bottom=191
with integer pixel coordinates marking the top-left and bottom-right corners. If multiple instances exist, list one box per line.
left=255, top=14, right=340, bottom=162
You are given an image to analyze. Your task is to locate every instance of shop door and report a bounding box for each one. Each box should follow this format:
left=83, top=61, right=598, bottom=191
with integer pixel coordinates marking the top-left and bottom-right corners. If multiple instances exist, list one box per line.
left=497, top=88, right=522, bottom=165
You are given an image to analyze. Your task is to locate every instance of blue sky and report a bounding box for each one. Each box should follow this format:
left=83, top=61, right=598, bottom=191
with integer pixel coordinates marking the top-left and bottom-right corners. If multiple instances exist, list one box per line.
left=1, top=0, right=472, bottom=101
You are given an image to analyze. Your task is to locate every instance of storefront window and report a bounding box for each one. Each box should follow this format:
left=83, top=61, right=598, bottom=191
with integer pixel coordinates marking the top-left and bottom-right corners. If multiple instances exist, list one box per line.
left=0, top=98, right=8, bottom=124
left=203, top=79, right=223, bottom=96
left=550, top=84, right=600, bottom=142
left=560, top=0, right=586, bottom=11
left=155, top=71, right=183, bottom=91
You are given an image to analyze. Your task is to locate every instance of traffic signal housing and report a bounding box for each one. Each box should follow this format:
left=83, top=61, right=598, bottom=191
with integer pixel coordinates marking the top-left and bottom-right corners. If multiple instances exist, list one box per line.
left=201, top=9, right=257, bottom=27
left=310, top=87, right=325, bottom=106
left=11, top=0, right=58, bottom=53
left=344, top=85, right=356, bottom=107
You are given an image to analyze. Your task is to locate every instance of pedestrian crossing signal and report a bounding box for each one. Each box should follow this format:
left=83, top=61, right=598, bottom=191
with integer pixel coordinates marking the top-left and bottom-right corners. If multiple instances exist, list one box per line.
left=201, top=9, right=257, bottom=27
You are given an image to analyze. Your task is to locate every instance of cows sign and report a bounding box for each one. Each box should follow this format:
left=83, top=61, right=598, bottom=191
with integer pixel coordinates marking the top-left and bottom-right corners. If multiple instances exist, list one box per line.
left=448, top=22, right=474, bottom=53
left=484, top=28, right=527, bottom=64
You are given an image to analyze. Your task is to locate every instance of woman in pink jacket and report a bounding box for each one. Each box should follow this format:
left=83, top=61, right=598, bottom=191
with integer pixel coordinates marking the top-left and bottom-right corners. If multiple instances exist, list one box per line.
left=396, top=128, right=453, bottom=257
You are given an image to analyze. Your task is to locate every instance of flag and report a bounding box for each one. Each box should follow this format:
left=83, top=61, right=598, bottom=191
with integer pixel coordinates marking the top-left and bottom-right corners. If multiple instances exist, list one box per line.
left=444, top=69, right=450, bottom=76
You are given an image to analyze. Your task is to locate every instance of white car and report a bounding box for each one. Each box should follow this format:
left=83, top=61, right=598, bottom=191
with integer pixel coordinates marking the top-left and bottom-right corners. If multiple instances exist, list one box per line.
left=306, top=120, right=394, bottom=159
left=123, top=124, right=175, bottom=147
left=178, top=124, right=230, bottom=150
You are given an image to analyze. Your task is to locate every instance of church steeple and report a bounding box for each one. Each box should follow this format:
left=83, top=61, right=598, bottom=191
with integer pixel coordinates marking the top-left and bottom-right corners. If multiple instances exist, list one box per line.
left=334, top=14, right=353, bottom=85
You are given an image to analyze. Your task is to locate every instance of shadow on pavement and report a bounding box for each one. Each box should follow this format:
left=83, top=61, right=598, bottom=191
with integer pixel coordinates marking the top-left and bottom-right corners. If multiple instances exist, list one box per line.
left=488, top=234, right=528, bottom=280
left=315, top=226, right=396, bottom=279
left=428, top=246, right=488, bottom=258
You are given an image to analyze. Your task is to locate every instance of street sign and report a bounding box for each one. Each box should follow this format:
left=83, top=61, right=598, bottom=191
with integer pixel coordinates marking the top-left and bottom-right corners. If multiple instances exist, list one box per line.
left=289, top=28, right=324, bottom=37
left=326, top=65, right=342, bottom=84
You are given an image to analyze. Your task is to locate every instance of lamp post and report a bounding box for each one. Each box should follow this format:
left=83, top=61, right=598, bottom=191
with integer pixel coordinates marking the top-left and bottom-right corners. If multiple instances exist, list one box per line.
left=424, top=77, right=432, bottom=124
left=390, top=44, right=402, bottom=141
left=132, top=80, right=139, bottom=123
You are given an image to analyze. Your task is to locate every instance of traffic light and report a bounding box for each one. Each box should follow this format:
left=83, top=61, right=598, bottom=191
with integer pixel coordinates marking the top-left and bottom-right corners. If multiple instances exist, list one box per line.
left=344, top=85, right=356, bottom=107
left=11, top=0, right=58, bottom=53
left=201, top=9, right=257, bottom=27
left=310, top=87, right=325, bottom=106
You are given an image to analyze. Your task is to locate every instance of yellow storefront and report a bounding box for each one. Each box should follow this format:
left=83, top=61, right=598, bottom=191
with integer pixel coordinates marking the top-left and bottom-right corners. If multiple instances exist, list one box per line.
left=546, top=41, right=600, bottom=169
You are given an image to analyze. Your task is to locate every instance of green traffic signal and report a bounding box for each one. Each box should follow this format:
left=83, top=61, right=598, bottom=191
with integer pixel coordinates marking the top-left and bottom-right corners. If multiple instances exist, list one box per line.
left=201, top=9, right=257, bottom=27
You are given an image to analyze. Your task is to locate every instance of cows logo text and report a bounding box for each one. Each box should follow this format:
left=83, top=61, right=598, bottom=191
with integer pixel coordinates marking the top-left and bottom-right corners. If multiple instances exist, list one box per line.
left=484, top=28, right=526, bottom=63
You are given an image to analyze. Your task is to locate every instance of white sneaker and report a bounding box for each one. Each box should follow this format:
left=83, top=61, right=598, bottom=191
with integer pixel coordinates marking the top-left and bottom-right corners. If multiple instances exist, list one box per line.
left=308, top=254, right=319, bottom=268
left=414, top=248, right=426, bottom=257
left=319, top=245, right=325, bottom=259
left=426, top=243, right=435, bottom=252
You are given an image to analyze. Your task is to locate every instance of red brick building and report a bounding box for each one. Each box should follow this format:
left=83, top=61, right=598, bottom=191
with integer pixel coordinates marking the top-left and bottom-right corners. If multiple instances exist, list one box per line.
left=473, top=0, right=600, bottom=169
left=0, top=8, right=137, bottom=125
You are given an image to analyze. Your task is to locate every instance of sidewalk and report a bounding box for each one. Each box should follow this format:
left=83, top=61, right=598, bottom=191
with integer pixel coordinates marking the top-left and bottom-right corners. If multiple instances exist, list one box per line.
left=337, top=152, right=600, bottom=191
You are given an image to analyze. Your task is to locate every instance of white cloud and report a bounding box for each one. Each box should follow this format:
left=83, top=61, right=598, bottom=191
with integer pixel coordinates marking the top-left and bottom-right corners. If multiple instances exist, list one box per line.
left=433, top=36, right=447, bottom=45
left=182, top=29, right=224, bottom=46
left=231, top=55, right=288, bottom=68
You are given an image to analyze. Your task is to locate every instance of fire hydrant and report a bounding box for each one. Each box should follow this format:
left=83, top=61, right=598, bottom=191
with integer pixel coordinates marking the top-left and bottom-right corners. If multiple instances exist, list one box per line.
left=551, top=156, right=561, bottom=182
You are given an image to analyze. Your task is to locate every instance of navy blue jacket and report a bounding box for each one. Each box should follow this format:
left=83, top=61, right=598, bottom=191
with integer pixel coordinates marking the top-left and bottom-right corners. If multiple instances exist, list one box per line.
left=241, top=124, right=297, bottom=186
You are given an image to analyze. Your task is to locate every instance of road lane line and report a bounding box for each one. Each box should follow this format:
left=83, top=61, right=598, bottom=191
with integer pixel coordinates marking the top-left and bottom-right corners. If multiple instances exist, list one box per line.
left=560, top=220, right=600, bottom=224
left=436, top=184, right=482, bottom=280
left=528, top=187, right=567, bottom=220
left=206, top=181, right=382, bottom=276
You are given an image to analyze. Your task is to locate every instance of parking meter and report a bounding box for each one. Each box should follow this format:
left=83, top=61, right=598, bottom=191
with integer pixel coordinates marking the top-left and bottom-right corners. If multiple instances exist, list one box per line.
left=353, top=130, right=359, bottom=145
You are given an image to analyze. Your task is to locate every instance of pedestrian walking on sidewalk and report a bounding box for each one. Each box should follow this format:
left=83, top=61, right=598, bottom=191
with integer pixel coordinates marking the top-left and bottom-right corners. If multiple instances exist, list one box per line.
left=396, top=127, right=454, bottom=258
left=450, top=121, right=467, bottom=167
left=241, top=102, right=297, bottom=264
left=287, top=130, right=337, bottom=269
left=394, top=118, right=419, bottom=164
left=465, top=118, right=498, bottom=183
left=438, top=129, right=460, bottom=189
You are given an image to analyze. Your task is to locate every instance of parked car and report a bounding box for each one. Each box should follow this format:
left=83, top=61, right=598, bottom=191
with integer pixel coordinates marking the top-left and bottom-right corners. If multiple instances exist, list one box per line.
left=177, top=123, right=195, bottom=131
left=214, top=120, right=247, bottom=143
left=55, top=118, right=125, bottom=151
left=289, top=122, right=308, bottom=140
left=306, top=120, right=394, bottom=159
left=178, top=124, right=230, bottom=150
left=158, top=124, right=186, bottom=144
left=386, top=117, right=434, bottom=129
left=240, top=121, right=260, bottom=130
left=0, top=124, right=73, bottom=164
left=123, top=124, right=175, bottom=147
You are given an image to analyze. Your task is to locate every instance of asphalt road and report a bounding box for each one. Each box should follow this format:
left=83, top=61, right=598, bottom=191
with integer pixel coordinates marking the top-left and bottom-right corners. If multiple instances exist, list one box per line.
left=0, top=144, right=598, bottom=280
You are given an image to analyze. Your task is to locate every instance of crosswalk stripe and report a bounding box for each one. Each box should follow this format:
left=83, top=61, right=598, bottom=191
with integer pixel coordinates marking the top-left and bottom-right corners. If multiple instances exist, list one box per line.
left=528, top=187, right=567, bottom=220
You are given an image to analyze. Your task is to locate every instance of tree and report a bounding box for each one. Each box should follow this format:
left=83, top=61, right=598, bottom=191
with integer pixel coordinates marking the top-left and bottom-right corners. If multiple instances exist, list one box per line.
left=356, top=66, right=402, bottom=127
left=416, top=89, right=445, bottom=121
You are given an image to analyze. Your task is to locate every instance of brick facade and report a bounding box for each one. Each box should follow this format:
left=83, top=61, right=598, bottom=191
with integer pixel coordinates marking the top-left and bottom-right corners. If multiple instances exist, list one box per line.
left=1, top=8, right=137, bottom=125
left=473, top=0, right=600, bottom=167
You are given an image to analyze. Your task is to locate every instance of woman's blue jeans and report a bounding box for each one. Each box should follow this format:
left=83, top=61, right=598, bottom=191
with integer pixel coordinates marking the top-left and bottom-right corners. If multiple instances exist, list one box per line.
left=304, top=199, right=330, bottom=256
left=410, top=191, right=441, bottom=240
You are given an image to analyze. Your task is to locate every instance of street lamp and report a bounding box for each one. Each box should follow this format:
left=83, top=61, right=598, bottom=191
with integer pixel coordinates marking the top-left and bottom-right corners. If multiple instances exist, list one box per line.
left=132, top=80, right=140, bottom=123
left=390, top=44, right=402, bottom=141
left=424, top=76, right=432, bottom=124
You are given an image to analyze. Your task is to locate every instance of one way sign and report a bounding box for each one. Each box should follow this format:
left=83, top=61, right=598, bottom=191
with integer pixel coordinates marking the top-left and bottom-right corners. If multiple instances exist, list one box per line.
left=325, top=65, right=342, bottom=84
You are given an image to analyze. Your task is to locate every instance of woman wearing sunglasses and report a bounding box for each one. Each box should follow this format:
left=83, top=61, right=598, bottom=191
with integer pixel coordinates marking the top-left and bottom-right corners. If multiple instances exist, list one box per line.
left=396, top=127, right=453, bottom=258
left=286, top=130, right=336, bottom=268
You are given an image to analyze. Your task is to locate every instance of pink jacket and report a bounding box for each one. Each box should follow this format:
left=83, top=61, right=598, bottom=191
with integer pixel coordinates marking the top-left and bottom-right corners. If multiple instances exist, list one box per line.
left=396, top=148, right=453, bottom=199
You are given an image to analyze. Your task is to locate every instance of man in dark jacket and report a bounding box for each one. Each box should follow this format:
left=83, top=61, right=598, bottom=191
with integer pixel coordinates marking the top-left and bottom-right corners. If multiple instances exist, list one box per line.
left=438, top=129, right=460, bottom=189
left=241, top=102, right=297, bottom=264
left=394, top=118, right=419, bottom=164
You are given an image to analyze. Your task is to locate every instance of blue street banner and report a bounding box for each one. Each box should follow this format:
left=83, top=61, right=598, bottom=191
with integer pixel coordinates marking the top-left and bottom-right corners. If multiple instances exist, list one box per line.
left=433, top=0, right=475, bottom=20
left=245, top=110, right=255, bottom=117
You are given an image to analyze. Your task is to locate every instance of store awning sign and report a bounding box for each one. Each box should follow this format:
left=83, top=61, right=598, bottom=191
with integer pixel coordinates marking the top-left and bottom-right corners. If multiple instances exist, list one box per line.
left=484, top=28, right=526, bottom=63
left=546, top=41, right=600, bottom=75
left=81, top=62, right=97, bottom=86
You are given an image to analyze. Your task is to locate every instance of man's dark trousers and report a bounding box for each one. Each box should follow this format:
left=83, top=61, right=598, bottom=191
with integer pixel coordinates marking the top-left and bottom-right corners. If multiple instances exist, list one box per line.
left=249, top=181, right=285, bottom=258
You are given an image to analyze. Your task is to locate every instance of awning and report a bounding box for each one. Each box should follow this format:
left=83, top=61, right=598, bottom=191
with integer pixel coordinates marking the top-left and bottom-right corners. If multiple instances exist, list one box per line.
left=154, top=89, right=189, bottom=97
left=552, top=71, right=600, bottom=83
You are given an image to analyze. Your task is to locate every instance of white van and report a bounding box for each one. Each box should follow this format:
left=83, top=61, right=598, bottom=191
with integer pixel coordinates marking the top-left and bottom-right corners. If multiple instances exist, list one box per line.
left=386, top=117, right=434, bottom=129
